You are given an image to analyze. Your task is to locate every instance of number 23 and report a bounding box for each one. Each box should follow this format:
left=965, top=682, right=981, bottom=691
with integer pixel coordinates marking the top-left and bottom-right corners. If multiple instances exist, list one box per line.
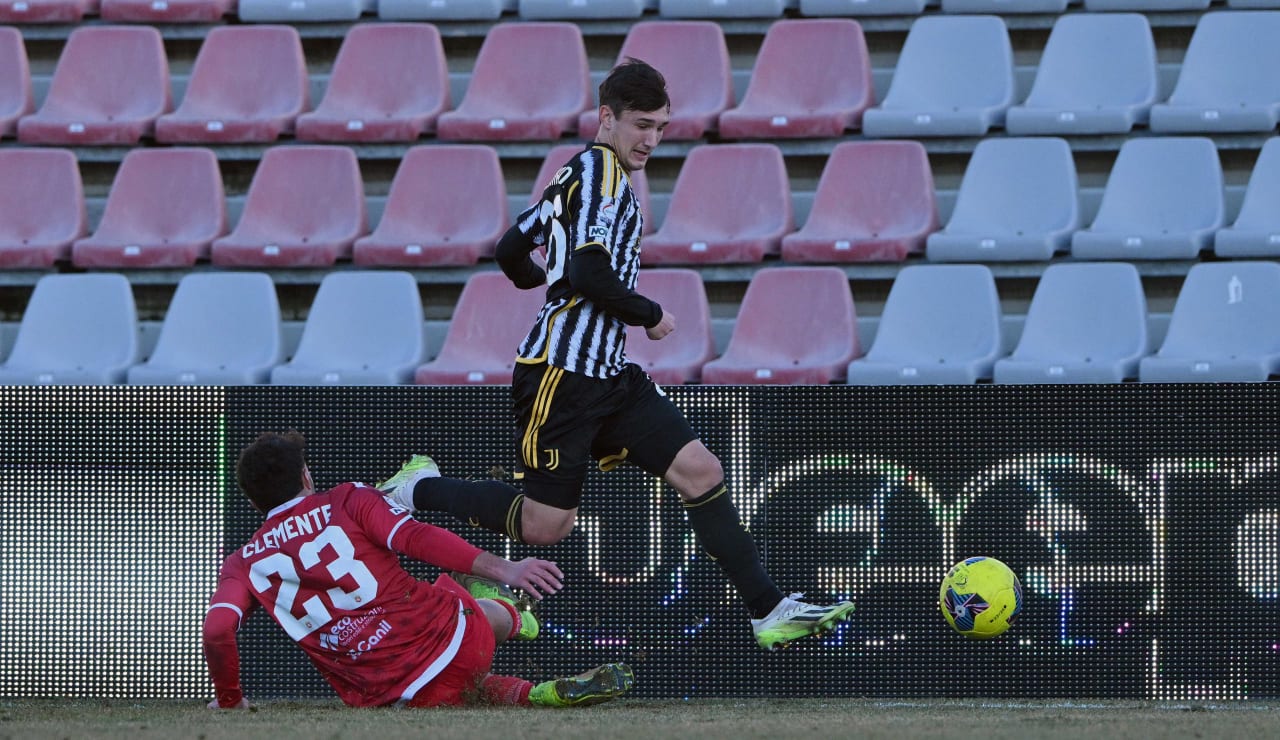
left=248, top=527, right=378, bottom=641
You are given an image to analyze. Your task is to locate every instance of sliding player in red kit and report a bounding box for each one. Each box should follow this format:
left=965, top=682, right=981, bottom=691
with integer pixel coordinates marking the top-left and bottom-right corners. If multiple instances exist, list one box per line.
left=203, top=431, right=633, bottom=709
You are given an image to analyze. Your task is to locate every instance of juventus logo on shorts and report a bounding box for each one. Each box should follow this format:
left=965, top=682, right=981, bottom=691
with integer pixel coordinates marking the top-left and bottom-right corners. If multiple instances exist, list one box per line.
left=542, top=448, right=560, bottom=471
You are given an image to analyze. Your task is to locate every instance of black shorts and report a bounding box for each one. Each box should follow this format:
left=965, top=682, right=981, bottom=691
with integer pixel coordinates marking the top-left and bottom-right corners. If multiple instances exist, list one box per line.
left=511, top=361, right=697, bottom=510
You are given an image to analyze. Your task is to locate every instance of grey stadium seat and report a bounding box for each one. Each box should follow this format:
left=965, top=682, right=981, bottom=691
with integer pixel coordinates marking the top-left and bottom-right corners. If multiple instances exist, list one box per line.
left=1004, top=13, right=1158, bottom=136
left=926, top=137, right=1078, bottom=262
left=799, top=0, right=926, bottom=14
left=861, top=15, right=1015, bottom=138
left=379, top=0, right=513, bottom=19
left=1148, top=11, right=1280, bottom=134
left=270, top=271, right=425, bottom=385
left=519, top=0, right=645, bottom=17
left=659, top=0, right=787, bottom=17
left=127, top=273, right=283, bottom=385
left=847, top=264, right=1002, bottom=385
left=1071, top=137, right=1224, bottom=261
left=0, top=274, right=138, bottom=385
left=238, top=0, right=367, bottom=21
left=994, top=263, right=1148, bottom=384
left=1215, top=137, right=1280, bottom=257
left=1139, top=262, right=1280, bottom=382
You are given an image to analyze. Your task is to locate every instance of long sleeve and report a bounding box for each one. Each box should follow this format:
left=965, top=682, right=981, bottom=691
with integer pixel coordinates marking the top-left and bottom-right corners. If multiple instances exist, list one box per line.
left=203, top=563, right=254, bottom=708
left=390, top=517, right=485, bottom=575
left=567, top=247, right=662, bottom=328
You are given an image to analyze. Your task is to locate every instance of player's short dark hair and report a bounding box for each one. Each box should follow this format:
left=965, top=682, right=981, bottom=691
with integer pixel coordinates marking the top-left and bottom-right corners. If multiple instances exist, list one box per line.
left=236, top=431, right=308, bottom=513
left=599, top=57, right=669, bottom=117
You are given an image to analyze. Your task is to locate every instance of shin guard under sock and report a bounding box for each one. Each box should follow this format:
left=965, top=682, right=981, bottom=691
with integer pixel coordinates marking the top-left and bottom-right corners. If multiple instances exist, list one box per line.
left=683, top=482, right=785, bottom=619
left=413, top=477, right=525, bottom=542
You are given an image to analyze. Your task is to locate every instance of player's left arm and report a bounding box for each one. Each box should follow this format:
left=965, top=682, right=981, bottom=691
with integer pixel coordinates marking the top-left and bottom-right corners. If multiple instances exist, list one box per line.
left=203, top=559, right=256, bottom=710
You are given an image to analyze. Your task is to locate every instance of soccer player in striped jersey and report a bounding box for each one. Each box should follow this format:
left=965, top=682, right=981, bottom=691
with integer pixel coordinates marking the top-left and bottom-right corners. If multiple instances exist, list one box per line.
left=382, top=60, right=854, bottom=651
left=204, top=431, right=633, bottom=709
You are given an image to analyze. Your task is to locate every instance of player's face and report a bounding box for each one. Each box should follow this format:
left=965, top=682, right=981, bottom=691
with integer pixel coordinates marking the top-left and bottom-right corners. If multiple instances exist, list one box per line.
left=601, top=105, right=670, bottom=172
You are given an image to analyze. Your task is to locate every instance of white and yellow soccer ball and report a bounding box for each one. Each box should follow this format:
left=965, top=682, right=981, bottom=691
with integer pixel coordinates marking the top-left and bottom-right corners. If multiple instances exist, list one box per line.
left=939, top=556, right=1023, bottom=639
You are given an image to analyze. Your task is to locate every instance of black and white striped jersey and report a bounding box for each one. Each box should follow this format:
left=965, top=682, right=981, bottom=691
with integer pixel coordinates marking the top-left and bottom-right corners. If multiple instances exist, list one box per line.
left=510, top=144, right=647, bottom=379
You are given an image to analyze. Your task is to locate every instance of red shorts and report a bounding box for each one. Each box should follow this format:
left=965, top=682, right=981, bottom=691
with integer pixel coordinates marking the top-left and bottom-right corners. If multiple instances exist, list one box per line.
left=405, top=574, right=497, bottom=707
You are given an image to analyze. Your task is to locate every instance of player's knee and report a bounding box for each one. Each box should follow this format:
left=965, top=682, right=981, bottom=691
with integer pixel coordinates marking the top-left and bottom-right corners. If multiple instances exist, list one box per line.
left=520, top=520, right=572, bottom=546
left=519, top=503, right=576, bottom=545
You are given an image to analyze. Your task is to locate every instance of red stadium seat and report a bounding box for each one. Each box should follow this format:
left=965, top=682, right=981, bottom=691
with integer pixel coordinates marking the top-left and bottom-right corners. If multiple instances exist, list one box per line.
left=100, top=0, right=232, bottom=22
left=782, top=141, right=937, bottom=263
left=354, top=145, right=506, bottom=267
left=0, top=27, right=32, bottom=138
left=576, top=21, right=732, bottom=141
left=437, top=22, right=590, bottom=141
left=0, top=149, right=86, bottom=269
left=73, top=148, right=226, bottom=269
left=155, top=26, right=308, bottom=144
left=701, top=267, right=859, bottom=385
left=414, top=271, right=547, bottom=385
left=296, top=23, right=451, bottom=143
left=211, top=146, right=367, bottom=268
left=718, top=19, right=873, bottom=140
left=17, top=26, right=170, bottom=146
left=624, top=268, right=716, bottom=385
left=643, top=143, right=793, bottom=264
left=0, top=0, right=98, bottom=23
left=529, top=143, right=652, bottom=233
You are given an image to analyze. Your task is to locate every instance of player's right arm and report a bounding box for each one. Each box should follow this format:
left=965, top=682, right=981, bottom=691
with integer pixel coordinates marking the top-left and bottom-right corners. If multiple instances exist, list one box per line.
left=496, top=206, right=547, bottom=290
left=202, top=556, right=257, bottom=709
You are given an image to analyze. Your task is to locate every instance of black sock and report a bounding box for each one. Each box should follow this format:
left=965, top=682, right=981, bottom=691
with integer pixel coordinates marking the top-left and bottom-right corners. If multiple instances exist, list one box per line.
left=683, top=482, right=784, bottom=619
left=413, top=477, right=525, bottom=543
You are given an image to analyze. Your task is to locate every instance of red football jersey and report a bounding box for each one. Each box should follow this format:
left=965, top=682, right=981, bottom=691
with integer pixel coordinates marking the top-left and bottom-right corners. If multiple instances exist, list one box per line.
left=206, top=483, right=485, bottom=707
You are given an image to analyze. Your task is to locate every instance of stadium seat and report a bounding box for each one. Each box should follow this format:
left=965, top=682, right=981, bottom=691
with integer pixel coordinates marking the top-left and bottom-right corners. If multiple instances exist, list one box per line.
left=127, top=273, right=283, bottom=385
left=799, top=0, right=926, bottom=14
left=0, top=274, right=138, bottom=385
left=17, top=26, right=170, bottom=146
left=1149, top=11, right=1280, bottom=134
left=624, top=268, right=716, bottom=385
left=155, top=26, right=308, bottom=144
left=1083, top=0, right=1208, bottom=11
left=379, top=0, right=511, bottom=19
left=577, top=21, right=732, bottom=141
left=529, top=143, right=653, bottom=232
left=718, top=19, right=872, bottom=140
left=994, top=262, right=1148, bottom=384
left=296, top=23, right=449, bottom=143
left=643, top=143, right=792, bottom=265
left=0, top=149, right=86, bottom=269
left=0, top=0, right=97, bottom=23
left=847, top=264, right=1002, bottom=385
left=519, top=0, right=645, bottom=17
left=211, top=146, right=367, bottom=268
left=72, top=148, right=226, bottom=269
left=1004, top=13, right=1158, bottom=136
left=1139, top=261, right=1280, bottom=382
left=1215, top=137, right=1280, bottom=257
left=238, top=0, right=365, bottom=21
left=1071, top=137, right=1224, bottom=261
left=100, top=0, right=232, bottom=22
left=701, top=267, right=859, bottom=385
left=943, top=0, right=1064, bottom=10
left=0, top=27, right=32, bottom=138
left=659, top=0, right=786, bottom=16
left=413, top=271, right=546, bottom=385
left=782, top=140, right=936, bottom=263
left=437, top=22, right=590, bottom=141
left=354, top=145, right=505, bottom=267
left=861, top=15, right=1014, bottom=138
left=272, top=271, right=425, bottom=385
left=927, top=137, right=1079, bottom=262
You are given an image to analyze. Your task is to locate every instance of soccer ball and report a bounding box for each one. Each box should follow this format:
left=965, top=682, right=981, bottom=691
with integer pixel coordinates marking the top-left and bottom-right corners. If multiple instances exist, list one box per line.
left=939, top=556, right=1022, bottom=639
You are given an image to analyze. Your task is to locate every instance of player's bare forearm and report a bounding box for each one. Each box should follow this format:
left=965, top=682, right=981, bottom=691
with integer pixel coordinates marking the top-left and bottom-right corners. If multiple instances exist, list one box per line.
left=469, top=551, right=564, bottom=600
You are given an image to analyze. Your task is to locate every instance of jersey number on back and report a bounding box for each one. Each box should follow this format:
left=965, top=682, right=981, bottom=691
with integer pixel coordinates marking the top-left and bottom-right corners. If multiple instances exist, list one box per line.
left=247, top=526, right=378, bottom=641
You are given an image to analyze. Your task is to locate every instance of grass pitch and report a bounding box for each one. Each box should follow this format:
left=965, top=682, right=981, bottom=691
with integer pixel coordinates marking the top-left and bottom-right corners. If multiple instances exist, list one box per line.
left=3, top=699, right=1277, bottom=740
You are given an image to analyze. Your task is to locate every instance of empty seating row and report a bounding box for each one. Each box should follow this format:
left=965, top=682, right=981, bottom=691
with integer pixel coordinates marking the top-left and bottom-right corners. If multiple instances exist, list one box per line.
left=7, top=13, right=1280, bottom=146
left=7, top=0, right=1280, bottom=24
left=4, top=262, right=1278, bottom=386
left=8, top=134, right=1280, bottom=269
